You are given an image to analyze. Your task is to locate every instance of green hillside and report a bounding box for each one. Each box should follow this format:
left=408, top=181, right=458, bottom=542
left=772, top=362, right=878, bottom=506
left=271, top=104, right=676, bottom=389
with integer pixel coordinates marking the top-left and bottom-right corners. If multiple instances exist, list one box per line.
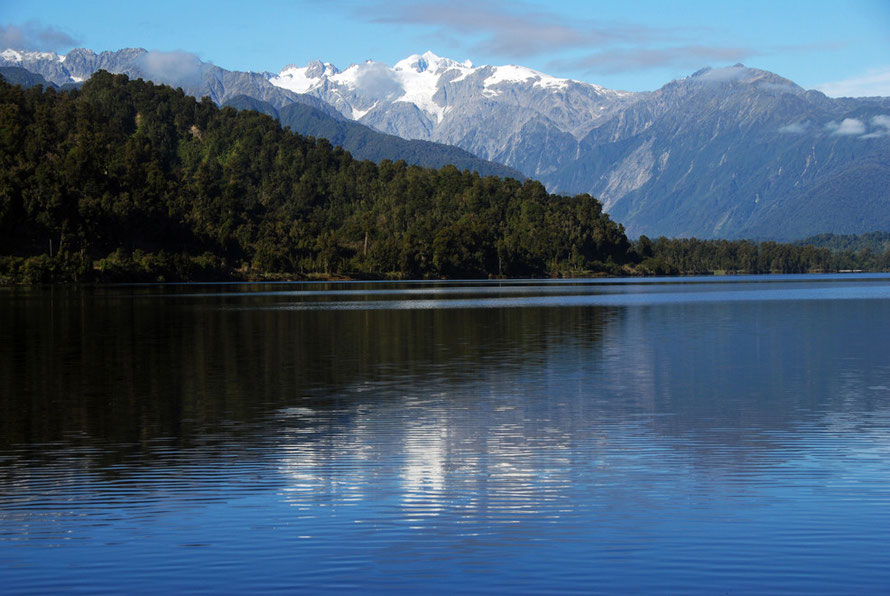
left=0, top=72, right=631, bottom=282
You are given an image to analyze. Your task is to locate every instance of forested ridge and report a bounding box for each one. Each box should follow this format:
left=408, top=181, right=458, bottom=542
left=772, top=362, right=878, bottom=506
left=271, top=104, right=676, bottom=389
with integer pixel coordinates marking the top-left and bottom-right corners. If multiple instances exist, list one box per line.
left=0, top=71, right=632, bottom=282
left=0, top=71, right=885, bottom=283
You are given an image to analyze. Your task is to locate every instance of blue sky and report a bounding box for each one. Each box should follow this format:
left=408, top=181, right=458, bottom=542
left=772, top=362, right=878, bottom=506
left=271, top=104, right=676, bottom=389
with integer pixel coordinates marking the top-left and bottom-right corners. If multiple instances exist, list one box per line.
left=2, top=0, right=889, bottom=95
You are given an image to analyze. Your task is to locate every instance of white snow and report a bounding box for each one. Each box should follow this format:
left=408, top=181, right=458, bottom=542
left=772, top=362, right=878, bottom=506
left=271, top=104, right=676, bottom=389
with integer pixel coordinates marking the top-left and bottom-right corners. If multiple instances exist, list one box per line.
left=394, top=51, right=469, bottom=75
left=392, top=55, right=448, bottom=121
left=269, top=61, right=339, bottom=94
left=483, top=64, right=573, bottom=94
left=485, top=65, right=539, bottom=86
left=535, top=76, right=571, bottom=90
left=1, top=49, right=23, bottom=62
left=351, top=101, right=377, bottom=120
left=270, top=65, right=321, bottom=94
left=388, top=52, right=476, bottom=122
left=329, top=63, right=364, bottom=90
left=267, top=50, right=622, bottom=125
left=396, top=78, right=443, bottom=121
left=1, top=50, right=60, bottom=62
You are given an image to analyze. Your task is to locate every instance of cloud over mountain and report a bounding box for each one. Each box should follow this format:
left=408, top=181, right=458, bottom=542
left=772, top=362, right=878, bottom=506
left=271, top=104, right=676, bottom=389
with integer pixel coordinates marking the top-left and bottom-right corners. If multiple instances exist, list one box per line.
left=136, top=50, right=205, bottom=87
left=826, top=118, right=867, bottom=136
left=0, top=21, right=78, bottom=52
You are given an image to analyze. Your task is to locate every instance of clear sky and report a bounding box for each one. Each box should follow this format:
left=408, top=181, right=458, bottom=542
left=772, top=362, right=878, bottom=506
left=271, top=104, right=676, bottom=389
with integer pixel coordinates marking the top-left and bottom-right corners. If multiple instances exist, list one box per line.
left=2, top=0, right=889, bottom=96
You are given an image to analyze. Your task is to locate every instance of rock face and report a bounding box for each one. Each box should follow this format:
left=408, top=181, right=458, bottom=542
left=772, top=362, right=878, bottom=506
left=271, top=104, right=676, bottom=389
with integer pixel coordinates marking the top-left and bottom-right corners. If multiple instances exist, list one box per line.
left=5, top=48, right=890, bottom=240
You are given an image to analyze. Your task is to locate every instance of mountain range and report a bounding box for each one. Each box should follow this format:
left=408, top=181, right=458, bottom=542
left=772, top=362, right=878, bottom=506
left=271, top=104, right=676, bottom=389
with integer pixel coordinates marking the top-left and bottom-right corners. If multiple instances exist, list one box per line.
left=0, top=49, right=521, bottom=180
left=2, top=47, right=889, bottom=240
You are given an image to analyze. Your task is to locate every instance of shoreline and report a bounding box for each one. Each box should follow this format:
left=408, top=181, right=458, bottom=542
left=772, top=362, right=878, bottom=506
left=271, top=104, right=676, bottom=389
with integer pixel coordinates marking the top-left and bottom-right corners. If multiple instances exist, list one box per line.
left=2, top=268, right=871, bottom=287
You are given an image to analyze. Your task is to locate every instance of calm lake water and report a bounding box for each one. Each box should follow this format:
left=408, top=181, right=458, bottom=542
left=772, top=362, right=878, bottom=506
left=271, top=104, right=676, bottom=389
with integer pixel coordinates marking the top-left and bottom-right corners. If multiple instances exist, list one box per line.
left=2, top=274, right=890, bottom=593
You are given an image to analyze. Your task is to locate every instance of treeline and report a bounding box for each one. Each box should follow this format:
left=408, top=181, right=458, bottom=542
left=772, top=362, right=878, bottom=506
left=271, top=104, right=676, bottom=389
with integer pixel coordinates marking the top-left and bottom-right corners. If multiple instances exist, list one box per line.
left=0, top=71, right=630, bottom=282
left=634, top=236, right=890, bottom=275
left=797, top=232, right=890, bottom=271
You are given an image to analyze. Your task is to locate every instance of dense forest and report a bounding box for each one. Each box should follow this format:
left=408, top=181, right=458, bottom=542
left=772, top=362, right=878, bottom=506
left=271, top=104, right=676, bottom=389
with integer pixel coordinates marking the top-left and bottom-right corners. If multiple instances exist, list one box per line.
left=0, top=71, right=631, bottom=282
left=0, top=72, right=886, bottom=283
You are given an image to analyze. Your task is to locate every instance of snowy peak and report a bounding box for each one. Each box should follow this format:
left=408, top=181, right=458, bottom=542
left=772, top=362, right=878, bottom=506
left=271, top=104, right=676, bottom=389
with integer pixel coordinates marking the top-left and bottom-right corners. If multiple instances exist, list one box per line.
left=394, top=51, right=472, bottom=74
left=266, top=51, right=625, bottom=127
left=270, top=51, right=480, bottom=123
left=1, top=49, right=63, bottom=63
left=271, top=60, right=340, bottom=94
left=482, top=64, right=577, bottom=93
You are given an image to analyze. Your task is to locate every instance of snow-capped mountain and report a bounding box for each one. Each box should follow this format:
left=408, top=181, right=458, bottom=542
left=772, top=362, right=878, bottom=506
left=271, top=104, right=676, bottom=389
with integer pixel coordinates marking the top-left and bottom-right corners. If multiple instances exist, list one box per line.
left=4, top=47, right=890, bottom=240
left=269, top=51, right=627, bottom=127
left=268, top=51, right=637, bottom=177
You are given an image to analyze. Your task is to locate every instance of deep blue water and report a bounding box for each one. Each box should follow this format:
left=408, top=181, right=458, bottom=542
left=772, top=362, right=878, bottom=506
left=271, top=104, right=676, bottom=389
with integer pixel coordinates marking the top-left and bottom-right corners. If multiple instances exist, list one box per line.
left=2, top=274, right=890, bottom=593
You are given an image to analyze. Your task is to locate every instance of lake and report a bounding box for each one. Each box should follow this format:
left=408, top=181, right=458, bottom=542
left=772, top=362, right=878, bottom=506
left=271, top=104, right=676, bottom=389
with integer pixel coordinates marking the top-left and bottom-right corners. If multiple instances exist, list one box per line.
left=2, top=274, right=890, bottom=593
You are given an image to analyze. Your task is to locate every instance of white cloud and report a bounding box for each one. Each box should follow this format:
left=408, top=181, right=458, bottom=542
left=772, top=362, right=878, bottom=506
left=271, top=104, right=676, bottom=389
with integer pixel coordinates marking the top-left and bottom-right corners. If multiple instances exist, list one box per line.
left=825, top=118, right=867, bottom=136
left=695, top=64, right=750, bottom=82
left=859, top=114, right=890, bottom=138
left=351, top=62, right=403, bottom=99
left=135, top=50, right=206, bottom=86
left=816, top=68, right=890, bottom=98
left=0, top=21, right=78, bottom=52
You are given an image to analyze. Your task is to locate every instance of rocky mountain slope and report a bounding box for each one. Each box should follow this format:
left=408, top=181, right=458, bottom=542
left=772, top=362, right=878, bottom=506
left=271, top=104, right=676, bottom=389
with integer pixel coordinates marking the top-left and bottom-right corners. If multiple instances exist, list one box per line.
left=556, top=66, right=890, bottom=238
left=222, top=95, right=523, bottom=179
